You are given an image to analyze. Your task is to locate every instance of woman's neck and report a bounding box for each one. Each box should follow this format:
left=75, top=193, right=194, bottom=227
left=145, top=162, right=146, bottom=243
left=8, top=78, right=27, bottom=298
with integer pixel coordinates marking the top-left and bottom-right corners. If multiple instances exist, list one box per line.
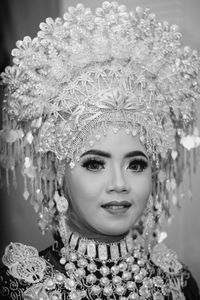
left=68, top=220, right=128, bottom=243
left=66, top=209, right=128, bottom=243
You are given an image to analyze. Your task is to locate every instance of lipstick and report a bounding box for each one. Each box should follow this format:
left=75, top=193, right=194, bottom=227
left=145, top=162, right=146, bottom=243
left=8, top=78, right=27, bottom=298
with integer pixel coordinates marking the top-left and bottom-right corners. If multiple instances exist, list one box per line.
left=101, top=201, right=131, bottom=215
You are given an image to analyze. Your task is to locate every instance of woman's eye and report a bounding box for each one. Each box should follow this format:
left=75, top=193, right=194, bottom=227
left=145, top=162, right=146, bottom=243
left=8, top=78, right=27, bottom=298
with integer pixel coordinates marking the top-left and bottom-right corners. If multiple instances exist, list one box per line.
left=81, top=158, right=105, bottom=171
left=128, top=159, right=148, bottom=172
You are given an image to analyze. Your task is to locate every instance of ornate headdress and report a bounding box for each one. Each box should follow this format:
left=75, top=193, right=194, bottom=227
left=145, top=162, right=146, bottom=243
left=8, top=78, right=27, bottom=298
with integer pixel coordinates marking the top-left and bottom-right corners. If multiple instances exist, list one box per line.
left=1, top=2, right=200, bottom=233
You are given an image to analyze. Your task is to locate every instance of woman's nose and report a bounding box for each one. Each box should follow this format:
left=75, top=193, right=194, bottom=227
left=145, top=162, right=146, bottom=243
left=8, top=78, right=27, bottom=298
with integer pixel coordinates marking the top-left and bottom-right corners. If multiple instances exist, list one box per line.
left=106, top=166, right=130, bottom=193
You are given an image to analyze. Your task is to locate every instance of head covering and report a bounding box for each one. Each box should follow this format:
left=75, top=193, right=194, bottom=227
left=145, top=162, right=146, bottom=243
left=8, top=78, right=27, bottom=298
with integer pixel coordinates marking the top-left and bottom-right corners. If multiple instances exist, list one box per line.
left=1, top=2, right=200, bottom=233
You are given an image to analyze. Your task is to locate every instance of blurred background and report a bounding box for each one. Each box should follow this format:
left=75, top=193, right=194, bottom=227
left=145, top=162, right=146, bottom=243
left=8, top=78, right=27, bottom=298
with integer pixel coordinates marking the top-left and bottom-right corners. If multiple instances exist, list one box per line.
left=0, top=0, right=200, bottom=288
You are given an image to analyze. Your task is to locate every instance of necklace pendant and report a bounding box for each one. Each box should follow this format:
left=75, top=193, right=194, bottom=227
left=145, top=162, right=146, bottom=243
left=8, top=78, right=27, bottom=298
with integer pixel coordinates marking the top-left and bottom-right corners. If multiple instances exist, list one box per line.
left=98, top=244, right=108, bottom=261
left=70, top=233, right=79, bottom=250
left=110, top=243, right=120, bottom=260
left=120, top=240, right=128, bottom=256
left=78, top=239, right=87, bottom=255
left=87, top=241, right=96, bottom=258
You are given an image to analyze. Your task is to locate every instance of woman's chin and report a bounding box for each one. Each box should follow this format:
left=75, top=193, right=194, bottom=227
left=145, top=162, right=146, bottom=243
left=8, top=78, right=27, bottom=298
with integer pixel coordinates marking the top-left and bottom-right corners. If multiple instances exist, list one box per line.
left=95, top=222, right=133, bottom=237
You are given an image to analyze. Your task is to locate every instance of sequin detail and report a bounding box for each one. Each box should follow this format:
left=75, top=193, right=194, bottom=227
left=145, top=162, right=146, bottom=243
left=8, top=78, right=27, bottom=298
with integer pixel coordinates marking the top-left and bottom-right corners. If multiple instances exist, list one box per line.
left=2, top=243, right=46, bottom=283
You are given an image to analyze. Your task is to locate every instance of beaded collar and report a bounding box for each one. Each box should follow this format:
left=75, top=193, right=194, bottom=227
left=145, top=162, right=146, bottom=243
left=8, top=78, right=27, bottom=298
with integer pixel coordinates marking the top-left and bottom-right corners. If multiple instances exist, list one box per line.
left=59, top=229, right=142, bottom=264
left=2, top=233, right=186, bottom=300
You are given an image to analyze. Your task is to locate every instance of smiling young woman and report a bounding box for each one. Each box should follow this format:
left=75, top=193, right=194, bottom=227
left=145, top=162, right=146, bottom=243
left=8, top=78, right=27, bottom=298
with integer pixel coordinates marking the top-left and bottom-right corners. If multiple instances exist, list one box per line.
left=65, top=127, right=152, bottom=239
left=0, top=2, right=200, bottom=299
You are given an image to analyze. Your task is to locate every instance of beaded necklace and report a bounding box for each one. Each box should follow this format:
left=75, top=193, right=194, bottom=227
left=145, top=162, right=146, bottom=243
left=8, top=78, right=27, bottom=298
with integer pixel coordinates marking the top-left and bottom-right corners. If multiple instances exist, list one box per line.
left=3, top=229, right=186, bottom=300
left=55, top=226, right=185, bottom=300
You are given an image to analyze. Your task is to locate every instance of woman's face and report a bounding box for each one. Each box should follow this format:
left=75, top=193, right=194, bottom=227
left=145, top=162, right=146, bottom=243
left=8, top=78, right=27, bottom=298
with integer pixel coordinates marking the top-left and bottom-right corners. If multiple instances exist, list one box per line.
left=66, top=127, right=152, bottom=236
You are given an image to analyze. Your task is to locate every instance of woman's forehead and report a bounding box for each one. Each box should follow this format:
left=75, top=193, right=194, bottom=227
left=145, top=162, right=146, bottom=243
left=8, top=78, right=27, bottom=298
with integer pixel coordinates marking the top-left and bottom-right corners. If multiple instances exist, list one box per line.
left=83, top=126, right=148, bottom=157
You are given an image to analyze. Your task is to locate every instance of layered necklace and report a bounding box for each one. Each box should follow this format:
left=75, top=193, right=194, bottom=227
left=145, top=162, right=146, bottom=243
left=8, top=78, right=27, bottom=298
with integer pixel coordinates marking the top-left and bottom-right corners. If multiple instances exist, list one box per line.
left=55, top=222, right=185, bottom=300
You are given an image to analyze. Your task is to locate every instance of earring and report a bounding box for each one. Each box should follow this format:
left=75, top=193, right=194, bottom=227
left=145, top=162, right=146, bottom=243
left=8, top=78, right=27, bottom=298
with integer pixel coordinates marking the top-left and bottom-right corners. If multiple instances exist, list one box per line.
left=143, top=195, right=156, bottom=253
left=54, top=191, right=70, bottom=264
left=54, top=190, right=69, bottom=215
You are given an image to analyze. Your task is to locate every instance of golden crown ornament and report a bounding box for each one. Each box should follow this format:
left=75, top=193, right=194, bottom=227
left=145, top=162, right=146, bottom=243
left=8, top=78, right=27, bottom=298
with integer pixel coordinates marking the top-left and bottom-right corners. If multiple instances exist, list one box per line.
left=1, top=2, right=200, bottom=233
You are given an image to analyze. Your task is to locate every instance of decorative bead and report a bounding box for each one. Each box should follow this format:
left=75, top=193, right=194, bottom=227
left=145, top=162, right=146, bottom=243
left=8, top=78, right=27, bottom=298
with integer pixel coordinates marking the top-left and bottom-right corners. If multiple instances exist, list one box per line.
left=46, top=279, right=55, bottom=289
left=153, top=292, right=164, bottom=300
left=126, top=256, right=134, bottom=264
left=153, top=276, right=164, bottom=287
left=75, top=268, right=86, bottom=279
left=100, top=265, right=110, bottom=276
left=126, top=281, right=136, bottom=291
left=139, top=268, right=147, bottom=277
left=138, top=259, right=145, bottom=266
left=88, top=262, right=97, bottom=272
left=120, top=241, right=128, bottom=257
left=131, top=264, right=140, bottom=274
left=23, top=190, right=29, bottom=200
left=111, top=265, right=120, bottom=275
left=77, top=258, right=88, bottom=268
left=69, top=252, right=78, bottom=262
left=77, top=239, right=87, bottom=255
left=103, top=285, right=113, bottom=296
left=87, top=241, right=96, bottom=258
left=122, top=271, right=132, bottom=281
left=91, top=285, right=102, bottom=295
left=134, top=273, right=143, bottom=282
left=139, top=286, right=150, bottom=298
left=51, top=294, right=61, bottom=300
left=110, top=244, right=120, bottom=260
left=143, top=277, right=153, bottom=288
left=69, top=291, right=79, bottom=300
left=132, top=129, right=137, bottom=136
left=134, top=250, right=141, bottom=259
left=112, top=275, right=122, bottom=285
left=129, top=292, right=139, bottom=300
left=64, top=262, right=75, bottom=273
left=55, top=273, right=64, bottom=283
left=38, top=224, right=184, bottom=299
left=118, top=262, right=127, bottom=272
left=65, top=278, right=76, bottom=289
left=140, top=135, right=145, bottom=143
left=100, top=277, right=110, bottom=286
left=59, top=257, right=66, bottom=265
left=115, top=285, right=126, bottom=295
left=86, top=274, right=97, bottom=284
left=80, top=290, right=87, bottom=298
left=98, top=244, right=108, bottom=261
left=69, top=161, right=75, bottom=168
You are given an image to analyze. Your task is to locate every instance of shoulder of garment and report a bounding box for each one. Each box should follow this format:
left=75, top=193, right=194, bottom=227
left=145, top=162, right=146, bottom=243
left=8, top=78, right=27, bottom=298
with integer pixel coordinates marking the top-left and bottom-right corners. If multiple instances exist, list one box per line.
left=150, top=242, right=200, bottom=300
left=1, top=241, right=200, bottom=299
left=0, top=242, right=48, bottom=299
left=0, top=242, right=71, bottom=300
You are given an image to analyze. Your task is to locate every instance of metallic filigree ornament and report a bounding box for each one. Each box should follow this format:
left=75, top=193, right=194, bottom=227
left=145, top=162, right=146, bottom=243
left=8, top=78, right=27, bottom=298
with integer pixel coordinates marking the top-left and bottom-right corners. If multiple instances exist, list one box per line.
left=0, top=2, right=200, bottom=232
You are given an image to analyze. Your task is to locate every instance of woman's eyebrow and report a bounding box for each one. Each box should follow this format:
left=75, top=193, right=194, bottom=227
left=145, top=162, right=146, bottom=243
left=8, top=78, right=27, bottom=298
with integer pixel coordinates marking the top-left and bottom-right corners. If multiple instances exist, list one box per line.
left=125, top=151, right=148, bottom=159
left=80, top=149, right=148, bottom=159
left=80, top=149, right=111, bottom=158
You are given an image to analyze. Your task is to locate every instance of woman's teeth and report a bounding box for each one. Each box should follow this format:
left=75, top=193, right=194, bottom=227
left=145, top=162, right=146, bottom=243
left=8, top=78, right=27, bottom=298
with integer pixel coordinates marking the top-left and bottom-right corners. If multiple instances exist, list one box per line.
left=101, top=202, right=131, bottom=214
left=106, top=205, right=126, bottom=209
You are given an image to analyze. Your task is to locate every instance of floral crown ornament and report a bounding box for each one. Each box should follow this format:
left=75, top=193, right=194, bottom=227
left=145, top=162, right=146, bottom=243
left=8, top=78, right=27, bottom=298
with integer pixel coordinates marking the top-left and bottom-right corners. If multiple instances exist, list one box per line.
left=1, top=2, right=200, bottom=233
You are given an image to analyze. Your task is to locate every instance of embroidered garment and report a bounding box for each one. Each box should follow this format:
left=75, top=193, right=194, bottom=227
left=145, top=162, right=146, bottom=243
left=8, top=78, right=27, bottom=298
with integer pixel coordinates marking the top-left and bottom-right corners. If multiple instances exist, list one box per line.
left=0, top=234, right=199, bottom=300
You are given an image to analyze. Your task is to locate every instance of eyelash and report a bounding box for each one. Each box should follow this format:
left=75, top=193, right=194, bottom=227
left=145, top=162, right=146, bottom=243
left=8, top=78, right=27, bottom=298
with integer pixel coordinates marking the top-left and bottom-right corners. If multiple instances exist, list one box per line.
left=81, top=157, right=105, bottom=172
left=81, top=157, right=148, bottom=172
left=128, top=158, right=148, bottom=172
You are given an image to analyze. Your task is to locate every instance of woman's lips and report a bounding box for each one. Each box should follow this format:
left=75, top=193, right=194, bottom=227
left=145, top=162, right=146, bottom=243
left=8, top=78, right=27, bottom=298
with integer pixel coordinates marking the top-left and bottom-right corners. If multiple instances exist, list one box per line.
left=101, top=201, right=131, bottom=215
